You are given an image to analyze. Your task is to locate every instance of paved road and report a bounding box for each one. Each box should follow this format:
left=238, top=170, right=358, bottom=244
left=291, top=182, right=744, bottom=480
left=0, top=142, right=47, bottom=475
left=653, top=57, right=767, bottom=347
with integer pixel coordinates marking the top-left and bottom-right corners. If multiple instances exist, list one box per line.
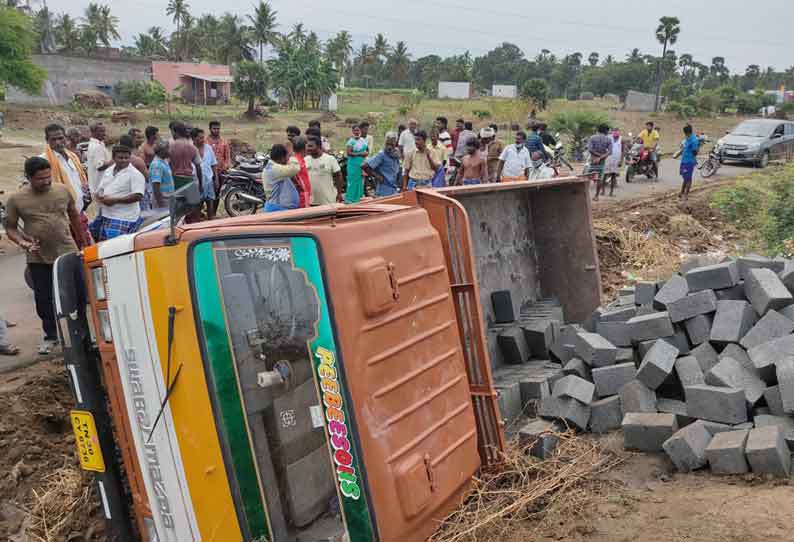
left=0, top=243, right=52, bottom=373
left=584, top=158, right=752, bottom=203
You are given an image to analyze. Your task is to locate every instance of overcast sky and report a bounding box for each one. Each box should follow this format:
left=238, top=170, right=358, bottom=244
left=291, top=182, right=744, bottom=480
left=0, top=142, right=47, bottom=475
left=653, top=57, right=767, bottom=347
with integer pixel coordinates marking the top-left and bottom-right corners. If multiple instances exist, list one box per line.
left=44, top=0, right=792, bottom=72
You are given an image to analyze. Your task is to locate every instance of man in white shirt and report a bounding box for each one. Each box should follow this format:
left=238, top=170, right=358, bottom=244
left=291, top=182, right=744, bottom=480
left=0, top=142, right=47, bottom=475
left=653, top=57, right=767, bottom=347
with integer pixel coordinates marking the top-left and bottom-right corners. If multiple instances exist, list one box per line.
left=86, top=121, right=113, bottom=193
left=496, top=131, right=531, bottom=182
left=527, top=150, right=556, bottom=181
left=90, top=145, right=146, bottom=241
left=305, top=135, right=343, bottom=205
left=398, top=118, right=418, bottom=158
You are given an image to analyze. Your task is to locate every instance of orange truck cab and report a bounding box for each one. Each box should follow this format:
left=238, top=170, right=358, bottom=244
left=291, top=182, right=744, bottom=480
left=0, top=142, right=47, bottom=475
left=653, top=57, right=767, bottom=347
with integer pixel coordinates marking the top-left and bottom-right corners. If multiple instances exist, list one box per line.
left=54, top=190, right=509, bottom=542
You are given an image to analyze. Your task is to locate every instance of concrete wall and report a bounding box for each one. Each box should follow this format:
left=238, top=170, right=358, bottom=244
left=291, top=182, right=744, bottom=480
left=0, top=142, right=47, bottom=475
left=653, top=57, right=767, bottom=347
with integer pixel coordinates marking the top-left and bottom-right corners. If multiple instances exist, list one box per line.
left=6, top=54, right=151, bottom=106
left=438, top=81, right=472, bottom=100
left=624, top=90, right=663, bottom=112
left=492, top=85, right=517, bottom=99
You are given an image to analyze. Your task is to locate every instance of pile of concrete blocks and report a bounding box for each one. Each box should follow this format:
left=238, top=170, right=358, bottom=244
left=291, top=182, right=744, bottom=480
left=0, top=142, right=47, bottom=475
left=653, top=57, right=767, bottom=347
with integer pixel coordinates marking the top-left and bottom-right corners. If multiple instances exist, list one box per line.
left=505, top=255, right=794, bottom=477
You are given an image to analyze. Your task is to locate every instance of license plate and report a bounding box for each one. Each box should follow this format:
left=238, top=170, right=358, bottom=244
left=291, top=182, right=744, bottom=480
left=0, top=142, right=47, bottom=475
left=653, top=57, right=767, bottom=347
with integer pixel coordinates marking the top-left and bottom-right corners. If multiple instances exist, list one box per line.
left=70, top=410, right=106, bottom=473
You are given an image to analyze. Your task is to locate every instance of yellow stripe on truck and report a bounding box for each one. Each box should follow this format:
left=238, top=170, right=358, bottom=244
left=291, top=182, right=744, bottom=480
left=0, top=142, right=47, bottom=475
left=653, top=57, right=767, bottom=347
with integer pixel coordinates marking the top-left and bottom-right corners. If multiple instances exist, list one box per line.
left=143, top=244, right=243, bottom=541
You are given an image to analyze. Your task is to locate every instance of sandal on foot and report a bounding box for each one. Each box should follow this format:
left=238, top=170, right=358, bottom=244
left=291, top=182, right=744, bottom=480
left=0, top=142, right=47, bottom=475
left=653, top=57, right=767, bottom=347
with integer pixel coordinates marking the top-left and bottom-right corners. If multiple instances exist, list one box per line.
left=0, top=345, right=20, bottom=356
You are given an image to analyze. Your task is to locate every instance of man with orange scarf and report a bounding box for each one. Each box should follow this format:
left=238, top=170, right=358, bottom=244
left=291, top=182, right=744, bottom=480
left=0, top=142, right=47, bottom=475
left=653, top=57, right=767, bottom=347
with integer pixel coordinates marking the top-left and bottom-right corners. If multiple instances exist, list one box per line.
left=42, top=123, right=94, bottom=246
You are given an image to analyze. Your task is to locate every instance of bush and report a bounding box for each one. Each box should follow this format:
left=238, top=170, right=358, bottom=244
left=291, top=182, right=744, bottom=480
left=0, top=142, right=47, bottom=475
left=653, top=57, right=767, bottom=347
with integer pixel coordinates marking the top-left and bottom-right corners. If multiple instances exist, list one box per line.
left=519, top=78, right=550, bottom=110
left=115, top=80, right=167, bottom=108
left=550, top=109, right=610, bottom=161
left=473, top=109, right=492, bottom=119
left=735, top=93, right=763, bottom=115
left=666, top=99, right=698, bottom=119
left=712, top=165, right=794, bottom=254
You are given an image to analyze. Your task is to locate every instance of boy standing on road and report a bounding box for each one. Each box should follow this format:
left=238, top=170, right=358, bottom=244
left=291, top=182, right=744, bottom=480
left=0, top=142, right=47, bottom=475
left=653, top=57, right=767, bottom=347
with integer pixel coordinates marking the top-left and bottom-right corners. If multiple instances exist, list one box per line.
left=679, top=124, right=701, bottom=201
left=5, top=157, right=86, bottom=354
left=589, top=124, right=613, bottom=202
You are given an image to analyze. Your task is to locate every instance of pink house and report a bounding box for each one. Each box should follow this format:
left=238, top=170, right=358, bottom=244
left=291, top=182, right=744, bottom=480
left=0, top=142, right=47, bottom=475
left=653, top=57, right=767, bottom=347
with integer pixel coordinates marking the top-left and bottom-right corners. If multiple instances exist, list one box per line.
left=151, top=61, right=233, bottom=105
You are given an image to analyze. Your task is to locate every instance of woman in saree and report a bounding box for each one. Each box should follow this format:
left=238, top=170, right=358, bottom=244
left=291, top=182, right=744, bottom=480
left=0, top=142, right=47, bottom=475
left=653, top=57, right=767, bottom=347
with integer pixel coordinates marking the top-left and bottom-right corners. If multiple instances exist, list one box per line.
left=344, top=124, right=369, bottom=203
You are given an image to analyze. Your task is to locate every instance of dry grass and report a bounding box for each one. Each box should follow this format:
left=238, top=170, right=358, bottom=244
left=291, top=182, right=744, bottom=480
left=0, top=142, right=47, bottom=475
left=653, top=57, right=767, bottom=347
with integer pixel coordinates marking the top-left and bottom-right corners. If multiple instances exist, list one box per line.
left=24, top=463, right=92, bottom=542
left=430, top=432, right=621, bottom=542
left=594, top=219, right=681, bottom=280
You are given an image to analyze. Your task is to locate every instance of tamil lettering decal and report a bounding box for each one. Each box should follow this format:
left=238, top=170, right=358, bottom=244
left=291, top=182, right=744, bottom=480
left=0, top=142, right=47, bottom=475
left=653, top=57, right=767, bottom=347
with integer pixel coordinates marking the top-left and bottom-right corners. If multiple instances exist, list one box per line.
left=316, top=346, right=361, bottom=500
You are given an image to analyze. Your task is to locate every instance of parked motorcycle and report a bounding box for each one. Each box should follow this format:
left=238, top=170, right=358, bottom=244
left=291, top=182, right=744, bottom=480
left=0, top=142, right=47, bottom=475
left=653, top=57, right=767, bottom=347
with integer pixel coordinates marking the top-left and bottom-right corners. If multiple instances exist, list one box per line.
left=221, top=153, right=269, bottom=217
left=543, top=134, right=573, bottom=175
left=699, top=146, right=722, bottom=178
left=625, top=142, right=658, bottom=183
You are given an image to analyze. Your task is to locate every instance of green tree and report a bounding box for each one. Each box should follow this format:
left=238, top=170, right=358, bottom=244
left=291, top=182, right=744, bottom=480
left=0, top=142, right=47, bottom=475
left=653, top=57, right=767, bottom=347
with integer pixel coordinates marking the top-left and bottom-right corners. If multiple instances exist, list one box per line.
left=0, top=7, right=47, bottom=95
left=587, top=51, right=599, bottom=67
left=372, top=33, right=390, bottom=63
left=32, top=6, right=56, bottom=52
left=166, top=0, right=190, bottom=59
left=550, top=110, right=610, bottom=161
left=520, top=78, right=550, bottom=110
left=80, top=3, right=120, bottom=50
left=234, top=60, right=269, bottom=117
left=134, top=26, right=169, bottom=58
left=325, top=30, right=353, bottom=75
left=386, top=41, right=411, bottom=84
left=653, top=16, right=681, bottom=111
left=471, top=42, right=529, bottom=90
left=248, top=1, right=279, bottom=63
left=716, top=84, right=738, bottom=112
left=216, top=13, right=254, bottom=65
left=270, top=31, right=337, bottom=109
left=54, top=13, right=81, bottom=52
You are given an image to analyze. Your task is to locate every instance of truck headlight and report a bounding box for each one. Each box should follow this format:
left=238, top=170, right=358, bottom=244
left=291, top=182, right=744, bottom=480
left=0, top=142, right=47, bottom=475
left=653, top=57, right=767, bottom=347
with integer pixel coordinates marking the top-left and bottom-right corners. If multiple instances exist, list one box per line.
left=97, top=309, right=113, bottom=343
left=91, top=267, right=107, bottom=301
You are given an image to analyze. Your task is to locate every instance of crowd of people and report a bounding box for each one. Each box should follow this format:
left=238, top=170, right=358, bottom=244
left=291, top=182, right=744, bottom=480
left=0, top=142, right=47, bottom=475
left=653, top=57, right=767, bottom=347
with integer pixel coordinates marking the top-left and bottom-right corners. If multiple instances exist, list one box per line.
left=0, top=113, right=702, bottom=357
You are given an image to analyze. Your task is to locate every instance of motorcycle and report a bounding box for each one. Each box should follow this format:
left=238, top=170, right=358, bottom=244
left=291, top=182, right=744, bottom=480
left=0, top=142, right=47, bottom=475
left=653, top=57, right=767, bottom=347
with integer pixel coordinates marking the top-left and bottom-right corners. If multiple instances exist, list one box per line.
left=221, top=153, right=269, bottom=217
left=625, top=141, right=658, bottom=183
left=543, top=133, right=573, bottom=176
left=697, top=135, right=721, bottom=179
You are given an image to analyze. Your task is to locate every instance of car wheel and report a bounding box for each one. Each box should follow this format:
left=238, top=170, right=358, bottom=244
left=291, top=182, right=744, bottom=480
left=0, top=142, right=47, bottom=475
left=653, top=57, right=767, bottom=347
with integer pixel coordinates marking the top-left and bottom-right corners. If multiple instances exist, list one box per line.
left=757, top=151, right=770, bottom=169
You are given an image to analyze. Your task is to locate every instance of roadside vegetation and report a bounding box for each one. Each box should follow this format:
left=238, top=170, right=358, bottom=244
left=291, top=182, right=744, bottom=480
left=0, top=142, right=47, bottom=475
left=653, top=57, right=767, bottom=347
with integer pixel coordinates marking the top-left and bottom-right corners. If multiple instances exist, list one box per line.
left=712, top=164, right=794, bottom=255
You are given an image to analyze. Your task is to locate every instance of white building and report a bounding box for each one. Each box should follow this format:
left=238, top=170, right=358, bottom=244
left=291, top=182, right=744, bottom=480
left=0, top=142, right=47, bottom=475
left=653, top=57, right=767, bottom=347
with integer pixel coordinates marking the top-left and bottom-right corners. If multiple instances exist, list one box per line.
left=438, top=81, right=472, bottom=100
left=492, top=84, right=518, bottom=99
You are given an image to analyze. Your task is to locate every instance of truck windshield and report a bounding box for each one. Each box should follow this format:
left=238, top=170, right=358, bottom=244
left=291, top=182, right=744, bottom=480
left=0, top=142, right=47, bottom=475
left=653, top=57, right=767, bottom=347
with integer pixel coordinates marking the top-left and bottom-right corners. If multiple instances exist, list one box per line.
left=192, top=237, right=360, bottom=542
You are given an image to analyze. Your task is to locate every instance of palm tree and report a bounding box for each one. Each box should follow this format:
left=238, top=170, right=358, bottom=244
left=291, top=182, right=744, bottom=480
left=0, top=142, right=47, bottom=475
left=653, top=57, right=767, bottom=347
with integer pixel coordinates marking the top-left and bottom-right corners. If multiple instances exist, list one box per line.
left=587, top=52, right=599, bottom=67
left=166, top=0, right=190, bottom=59
left=33, top=7, right=56, bottom=52
left=372, top=33, right=389, bottom=63
left=80, top=3, right=119, bottom=50
left=653, top=16, right=680, bottom=111
left=55, top=13, right=81, bottom=52
left=194, top=14, right=220, bottom=60
left=216, top=14, right=254, bottom=65
left=247, top=1, right=279, bottom=63
left=387, top=40, right=411, bottom=83
left=325, top=30, right=353, bottom=72
left=134, top=26, right=169, bottom=57
left=626, top=48, right=643, bottom=63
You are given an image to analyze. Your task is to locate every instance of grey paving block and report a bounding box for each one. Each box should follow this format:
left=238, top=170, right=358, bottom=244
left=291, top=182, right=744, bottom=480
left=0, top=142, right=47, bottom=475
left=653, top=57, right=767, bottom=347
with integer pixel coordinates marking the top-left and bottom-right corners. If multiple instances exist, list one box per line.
left=622, top=413, right=679, bottom=452
left=740, top=310, right=794, bottom=350
left=719, top=344, right=758, bottom=377
left=628, top=312, right=675, bottom=342
left=753, top=414, right=794, bottom=451
left=738, top=254, right=785, bottom=279
left=667, top=290, right=718, bottom=324
left=654, top=274, right=689, bottom=309
left=518, top=376, right=552, bottom=407
left=780, top=304, right=794, bottom=322
left=714, top=282, right=747, bottom=301
left=635, top=281, right=658, bottom=306
left=619, top=286, right=636, bottom=296
left=498, top=327, right=531, bottom=364
left=495, top=382, right=523, bottom=424
left=636, top=304, right=657, bottom=316
left=592, top=363, right=636, bottom=398
left=663, top=422, right=713, bottom=472
left=685, top=261, right=740, bottom=292
left=668, top=328, right=692, bottom=355
left=537, top=396, right=591, bottom=431
left=657, top=398, right=695, bottom=427
left=637, top=340, right=679, bottom=390
left=675, top=356, right=705, bottom=390
left=745, top=268, right=794, bottom=316
left=615, top=348, right=634, bottom=363
left=764, top=385, right=785, bottom=416
left=619, top=380, right=657, bottom=414
left=748, top=335, right=794, bottom=384
left=779, top=263, right=794, bottom=295
left=518, top=419, right=563, bottom=459
left=549, top=324, right=582, bottom=364
left=684, top=314, right=713, bottom=346
left=596, top=320, right=633, bottom=348
left=615, top=294, right=636, bottom=307
left=706, top=357, right=766, bottom=407
left=637, top=340, right=657, bottom=360
left=745, top=426, right=791, bottom=477
left=680, top=254, right=723, bottom=274
left=574, top=332, right=618, bottom=368
left=690, top=342, right=720, bottom=374
left=552, top=375, right=595, bottom=405
left=685, top=385, right=748, bottom=424
left=705, top=429, right=750, bottom=474
left=589, top=395, right=623, bottom=434
left=521, top=320, right=558, bottom=359
left=695, top=419, right=752, bottom=436
left=710, top=300, right=759, bottom=345
left=777, top=356, right=794, bottom=414
left=562, top=358, right=591, bottom=381
left=600, top=306, right=637, bottom=322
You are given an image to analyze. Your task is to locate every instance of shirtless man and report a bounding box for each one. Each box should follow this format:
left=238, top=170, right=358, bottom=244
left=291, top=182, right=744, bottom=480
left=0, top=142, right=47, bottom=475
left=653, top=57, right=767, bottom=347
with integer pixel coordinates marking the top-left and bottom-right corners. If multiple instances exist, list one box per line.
left=455, top=136, right=487, bottom=186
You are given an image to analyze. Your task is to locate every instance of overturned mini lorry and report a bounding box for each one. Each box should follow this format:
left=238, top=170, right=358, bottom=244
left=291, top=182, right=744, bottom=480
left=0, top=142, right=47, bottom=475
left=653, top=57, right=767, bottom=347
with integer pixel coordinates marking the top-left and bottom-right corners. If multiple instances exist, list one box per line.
left=54, top=178, right=600, bottom=542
